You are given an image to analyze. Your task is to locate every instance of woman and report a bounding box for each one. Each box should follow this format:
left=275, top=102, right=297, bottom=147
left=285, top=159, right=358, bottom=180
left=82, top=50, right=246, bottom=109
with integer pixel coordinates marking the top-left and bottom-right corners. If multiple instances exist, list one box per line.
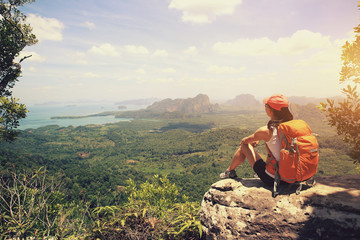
left=220, top=94, right=293, bottom=186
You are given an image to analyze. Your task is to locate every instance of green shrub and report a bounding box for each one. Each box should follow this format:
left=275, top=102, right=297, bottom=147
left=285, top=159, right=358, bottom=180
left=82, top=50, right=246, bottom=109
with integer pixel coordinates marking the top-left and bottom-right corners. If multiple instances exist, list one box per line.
left=88, top=175, right=202, bottom=240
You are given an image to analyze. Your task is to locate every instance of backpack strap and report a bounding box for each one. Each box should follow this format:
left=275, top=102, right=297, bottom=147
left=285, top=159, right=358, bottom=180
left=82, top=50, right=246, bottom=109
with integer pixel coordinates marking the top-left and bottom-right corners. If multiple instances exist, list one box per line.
left=272, top=163, right=280, bottom=198
left=265, top=143, right=280, bottom=198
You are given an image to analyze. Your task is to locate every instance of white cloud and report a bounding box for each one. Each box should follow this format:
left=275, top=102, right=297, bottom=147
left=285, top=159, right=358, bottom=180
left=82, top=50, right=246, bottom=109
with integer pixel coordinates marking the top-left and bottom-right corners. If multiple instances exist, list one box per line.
left=162, top=68, right=176, bottom=73
left=277, top=30, right=332, bottom=55
left=333, top=30, right=356, bottom=48
left=207, top=65, right=246, bottom=74
left=83, top=21, right=96, bottom=29
left=70, top=72, right=100, bottom=79
left=125, top=45, right=149, bottom=54
left=27, top=14, right=64, bottom=41
left=37, top=86, right=54, bottom=91
left=136, top=68, right=146, bottom=74
left=76, top=60, right=88, bottom=65
left=153, top=49, right=169, bottom=57
left=88, top=43, right=119, bottom=56
left=70, top=51, right=88, bottom=65
left=169, top=0, right=242, bottom=24
left=83, top=72, right=100, bottom=78
left=29, top=67, right=37, bottom=72
left=295, top=49, right=341, bottom=67
left=184, top=46, right=198, bottom=55
left=213, top=30, right=333, bottom=56
left=153, top=78, right=174, bottom=83
left=213, top=37, right=276, bottom=56
left=74, top=51, right=87, bottom=58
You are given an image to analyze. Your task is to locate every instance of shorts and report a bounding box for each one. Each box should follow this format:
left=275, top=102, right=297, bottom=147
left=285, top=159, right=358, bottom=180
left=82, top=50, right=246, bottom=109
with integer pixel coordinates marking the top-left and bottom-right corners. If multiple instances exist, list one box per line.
left=253, top=159, right=274, bottom=186
left=253, top=159, right=289, bottom=187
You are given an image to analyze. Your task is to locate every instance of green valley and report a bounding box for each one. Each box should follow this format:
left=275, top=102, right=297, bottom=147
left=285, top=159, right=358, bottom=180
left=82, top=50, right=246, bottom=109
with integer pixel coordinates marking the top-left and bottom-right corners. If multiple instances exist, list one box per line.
left=0, top=104, right=357, bottom=205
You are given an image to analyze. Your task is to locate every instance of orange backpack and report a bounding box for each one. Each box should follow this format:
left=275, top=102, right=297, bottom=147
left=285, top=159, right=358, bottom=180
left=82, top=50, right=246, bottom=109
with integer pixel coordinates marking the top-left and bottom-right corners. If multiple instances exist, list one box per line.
left=266, top=119, right=319, bottom=196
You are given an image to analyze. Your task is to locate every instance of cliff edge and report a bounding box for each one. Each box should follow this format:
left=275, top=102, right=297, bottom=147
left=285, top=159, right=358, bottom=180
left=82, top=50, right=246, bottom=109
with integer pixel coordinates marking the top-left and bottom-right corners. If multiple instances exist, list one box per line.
left=200, top=175, right=360, bottom=240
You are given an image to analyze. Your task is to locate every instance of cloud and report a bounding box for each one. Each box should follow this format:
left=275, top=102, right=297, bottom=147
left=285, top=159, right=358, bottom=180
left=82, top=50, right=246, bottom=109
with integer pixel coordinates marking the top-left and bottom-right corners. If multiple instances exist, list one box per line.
left=29, top=67, right=37, bottom=72
left=169, top=0, right=243, bottom=24
left=162, top=68, right=176, bottom=73
left=295, top=48, right=341, bottom=67
left=207, top=65, right=246, bottom=74
left=153, top=78, right=174, bottom=83
left=88, top=43, right=119, bottom=56
left=124, top=45, right=149, bottom=54
left=277, top=30, right=332, bottom=55
left=213, top=30, right=333, bottom=56
left=153, top=49, right=169, bottom=57
left=136, top=68, right=146, bottom=74
left=83, top=72, right=100, bottom=78
left=333, top=30, right=356, bottom=48
left=71, top=51, right=88, bottom=65
left=27, top=14, right=64, bottom=41
left=184, top=46, right=198, bottom=55
left=83, top=21, right=96, bottom=29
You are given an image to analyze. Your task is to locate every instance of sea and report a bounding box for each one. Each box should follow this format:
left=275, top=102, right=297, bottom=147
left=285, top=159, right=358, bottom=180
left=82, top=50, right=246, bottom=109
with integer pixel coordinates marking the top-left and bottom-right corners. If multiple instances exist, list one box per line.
left=17, top=103, right=146, bottom=130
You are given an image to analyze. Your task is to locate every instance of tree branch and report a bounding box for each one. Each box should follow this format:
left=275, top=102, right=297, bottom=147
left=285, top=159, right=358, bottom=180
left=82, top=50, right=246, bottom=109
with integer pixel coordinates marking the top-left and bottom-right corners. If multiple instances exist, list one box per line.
left=19, top=54, right=32, bottom=63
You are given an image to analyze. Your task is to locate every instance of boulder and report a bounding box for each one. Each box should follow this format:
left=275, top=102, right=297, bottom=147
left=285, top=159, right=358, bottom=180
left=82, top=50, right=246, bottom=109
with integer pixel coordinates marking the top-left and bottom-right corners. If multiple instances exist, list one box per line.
left=200, top=175, right=360, bottom=240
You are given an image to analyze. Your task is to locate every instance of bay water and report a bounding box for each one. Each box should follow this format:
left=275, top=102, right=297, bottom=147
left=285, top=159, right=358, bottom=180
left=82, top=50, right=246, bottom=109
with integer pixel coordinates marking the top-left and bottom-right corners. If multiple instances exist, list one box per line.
left=17, top=103, right=144, bottom=130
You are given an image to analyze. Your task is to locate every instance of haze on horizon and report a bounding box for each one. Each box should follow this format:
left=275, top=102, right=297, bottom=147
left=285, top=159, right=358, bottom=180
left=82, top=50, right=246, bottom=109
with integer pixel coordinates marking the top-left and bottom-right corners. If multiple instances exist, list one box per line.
left=12, top=0, right=359, bottom=105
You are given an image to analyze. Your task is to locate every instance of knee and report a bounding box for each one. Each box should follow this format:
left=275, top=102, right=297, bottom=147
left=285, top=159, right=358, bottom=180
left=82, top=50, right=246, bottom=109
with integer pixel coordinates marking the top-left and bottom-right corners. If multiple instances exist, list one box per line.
left=239, top=142, right=251, bottom=150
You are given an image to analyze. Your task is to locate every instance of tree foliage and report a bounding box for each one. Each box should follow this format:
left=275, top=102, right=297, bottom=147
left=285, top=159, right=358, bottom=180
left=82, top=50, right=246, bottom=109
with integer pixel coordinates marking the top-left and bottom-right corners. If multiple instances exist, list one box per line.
left=0, top=0, right=37, bottom=141
left=320, top=2, right=360, bottom=164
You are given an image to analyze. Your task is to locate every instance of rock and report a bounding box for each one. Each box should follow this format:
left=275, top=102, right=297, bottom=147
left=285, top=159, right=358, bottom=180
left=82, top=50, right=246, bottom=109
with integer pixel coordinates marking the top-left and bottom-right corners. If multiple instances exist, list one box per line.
left=200, top=175, right=360, bottom=240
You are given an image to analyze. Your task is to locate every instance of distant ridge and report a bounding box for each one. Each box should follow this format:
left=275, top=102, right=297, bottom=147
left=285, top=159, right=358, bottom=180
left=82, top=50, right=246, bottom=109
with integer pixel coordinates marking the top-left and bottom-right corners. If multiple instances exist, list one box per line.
left=147, top=94, right=215, bottom=113
left=115, top=98, right=160, bottom=106
left=223, top=94, right=262, bottom=108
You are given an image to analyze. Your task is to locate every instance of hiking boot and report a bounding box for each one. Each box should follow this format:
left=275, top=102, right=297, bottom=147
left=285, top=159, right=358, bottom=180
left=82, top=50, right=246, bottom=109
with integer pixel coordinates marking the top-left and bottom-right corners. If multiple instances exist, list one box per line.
left=220, top=169, right=237, bottom=179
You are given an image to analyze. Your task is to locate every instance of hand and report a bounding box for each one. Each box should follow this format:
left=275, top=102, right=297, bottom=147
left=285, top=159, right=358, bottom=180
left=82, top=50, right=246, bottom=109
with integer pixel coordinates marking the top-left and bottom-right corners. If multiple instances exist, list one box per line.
left=251, top=141, right=259, bottom=147
left=240, top=136, right=252, bottom=145
left=240, top=137, right=258, bottom=147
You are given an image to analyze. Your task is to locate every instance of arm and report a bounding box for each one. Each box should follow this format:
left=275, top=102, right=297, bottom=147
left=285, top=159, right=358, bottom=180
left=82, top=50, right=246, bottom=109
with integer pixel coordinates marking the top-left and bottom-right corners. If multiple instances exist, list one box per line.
left=241, top=126, right=272, bottom=145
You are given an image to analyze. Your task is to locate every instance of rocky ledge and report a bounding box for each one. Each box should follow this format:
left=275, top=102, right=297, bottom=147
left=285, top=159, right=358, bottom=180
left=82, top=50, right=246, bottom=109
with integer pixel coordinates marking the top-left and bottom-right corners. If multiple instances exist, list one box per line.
left=200, top=175, right=360, bottom=240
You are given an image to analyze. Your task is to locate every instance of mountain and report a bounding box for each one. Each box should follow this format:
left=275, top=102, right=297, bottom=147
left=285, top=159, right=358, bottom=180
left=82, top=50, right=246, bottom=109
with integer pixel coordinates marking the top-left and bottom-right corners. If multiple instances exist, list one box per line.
left=146, top=94, right=215, bottom=113
left=115, top=98, right=160, bottom=106
left=221, top=94, right=262, bottom=111
left=224, top=94, right=261, bottom=107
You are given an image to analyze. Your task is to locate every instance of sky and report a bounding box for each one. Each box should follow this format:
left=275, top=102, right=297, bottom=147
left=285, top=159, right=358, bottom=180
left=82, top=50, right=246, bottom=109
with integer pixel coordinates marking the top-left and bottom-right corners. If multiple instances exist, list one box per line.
left=11, top=0, right=360, bottom=105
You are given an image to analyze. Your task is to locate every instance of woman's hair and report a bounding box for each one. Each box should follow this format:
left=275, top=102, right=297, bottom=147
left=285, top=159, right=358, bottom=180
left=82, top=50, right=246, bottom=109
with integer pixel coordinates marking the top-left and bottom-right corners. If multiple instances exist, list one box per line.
left=266, top=104, right=293, bottom=129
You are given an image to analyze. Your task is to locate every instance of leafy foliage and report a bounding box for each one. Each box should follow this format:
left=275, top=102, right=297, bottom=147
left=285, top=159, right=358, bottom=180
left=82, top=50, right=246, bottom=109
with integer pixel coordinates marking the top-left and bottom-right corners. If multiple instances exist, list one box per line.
left=0, top=96, right=27, bottom=141
left=89, top=175, right=201, bottom=240
left=320, top=3, right=360, bottom=164
left=0, top=0, right=37, bottom=141
left=0, top=167, right=63, bottom=239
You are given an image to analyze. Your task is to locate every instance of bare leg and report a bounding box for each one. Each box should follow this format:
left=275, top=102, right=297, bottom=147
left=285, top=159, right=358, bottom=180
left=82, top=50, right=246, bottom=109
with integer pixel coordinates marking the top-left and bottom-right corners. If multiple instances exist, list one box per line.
left=228, top=143, right=262, bottom=171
